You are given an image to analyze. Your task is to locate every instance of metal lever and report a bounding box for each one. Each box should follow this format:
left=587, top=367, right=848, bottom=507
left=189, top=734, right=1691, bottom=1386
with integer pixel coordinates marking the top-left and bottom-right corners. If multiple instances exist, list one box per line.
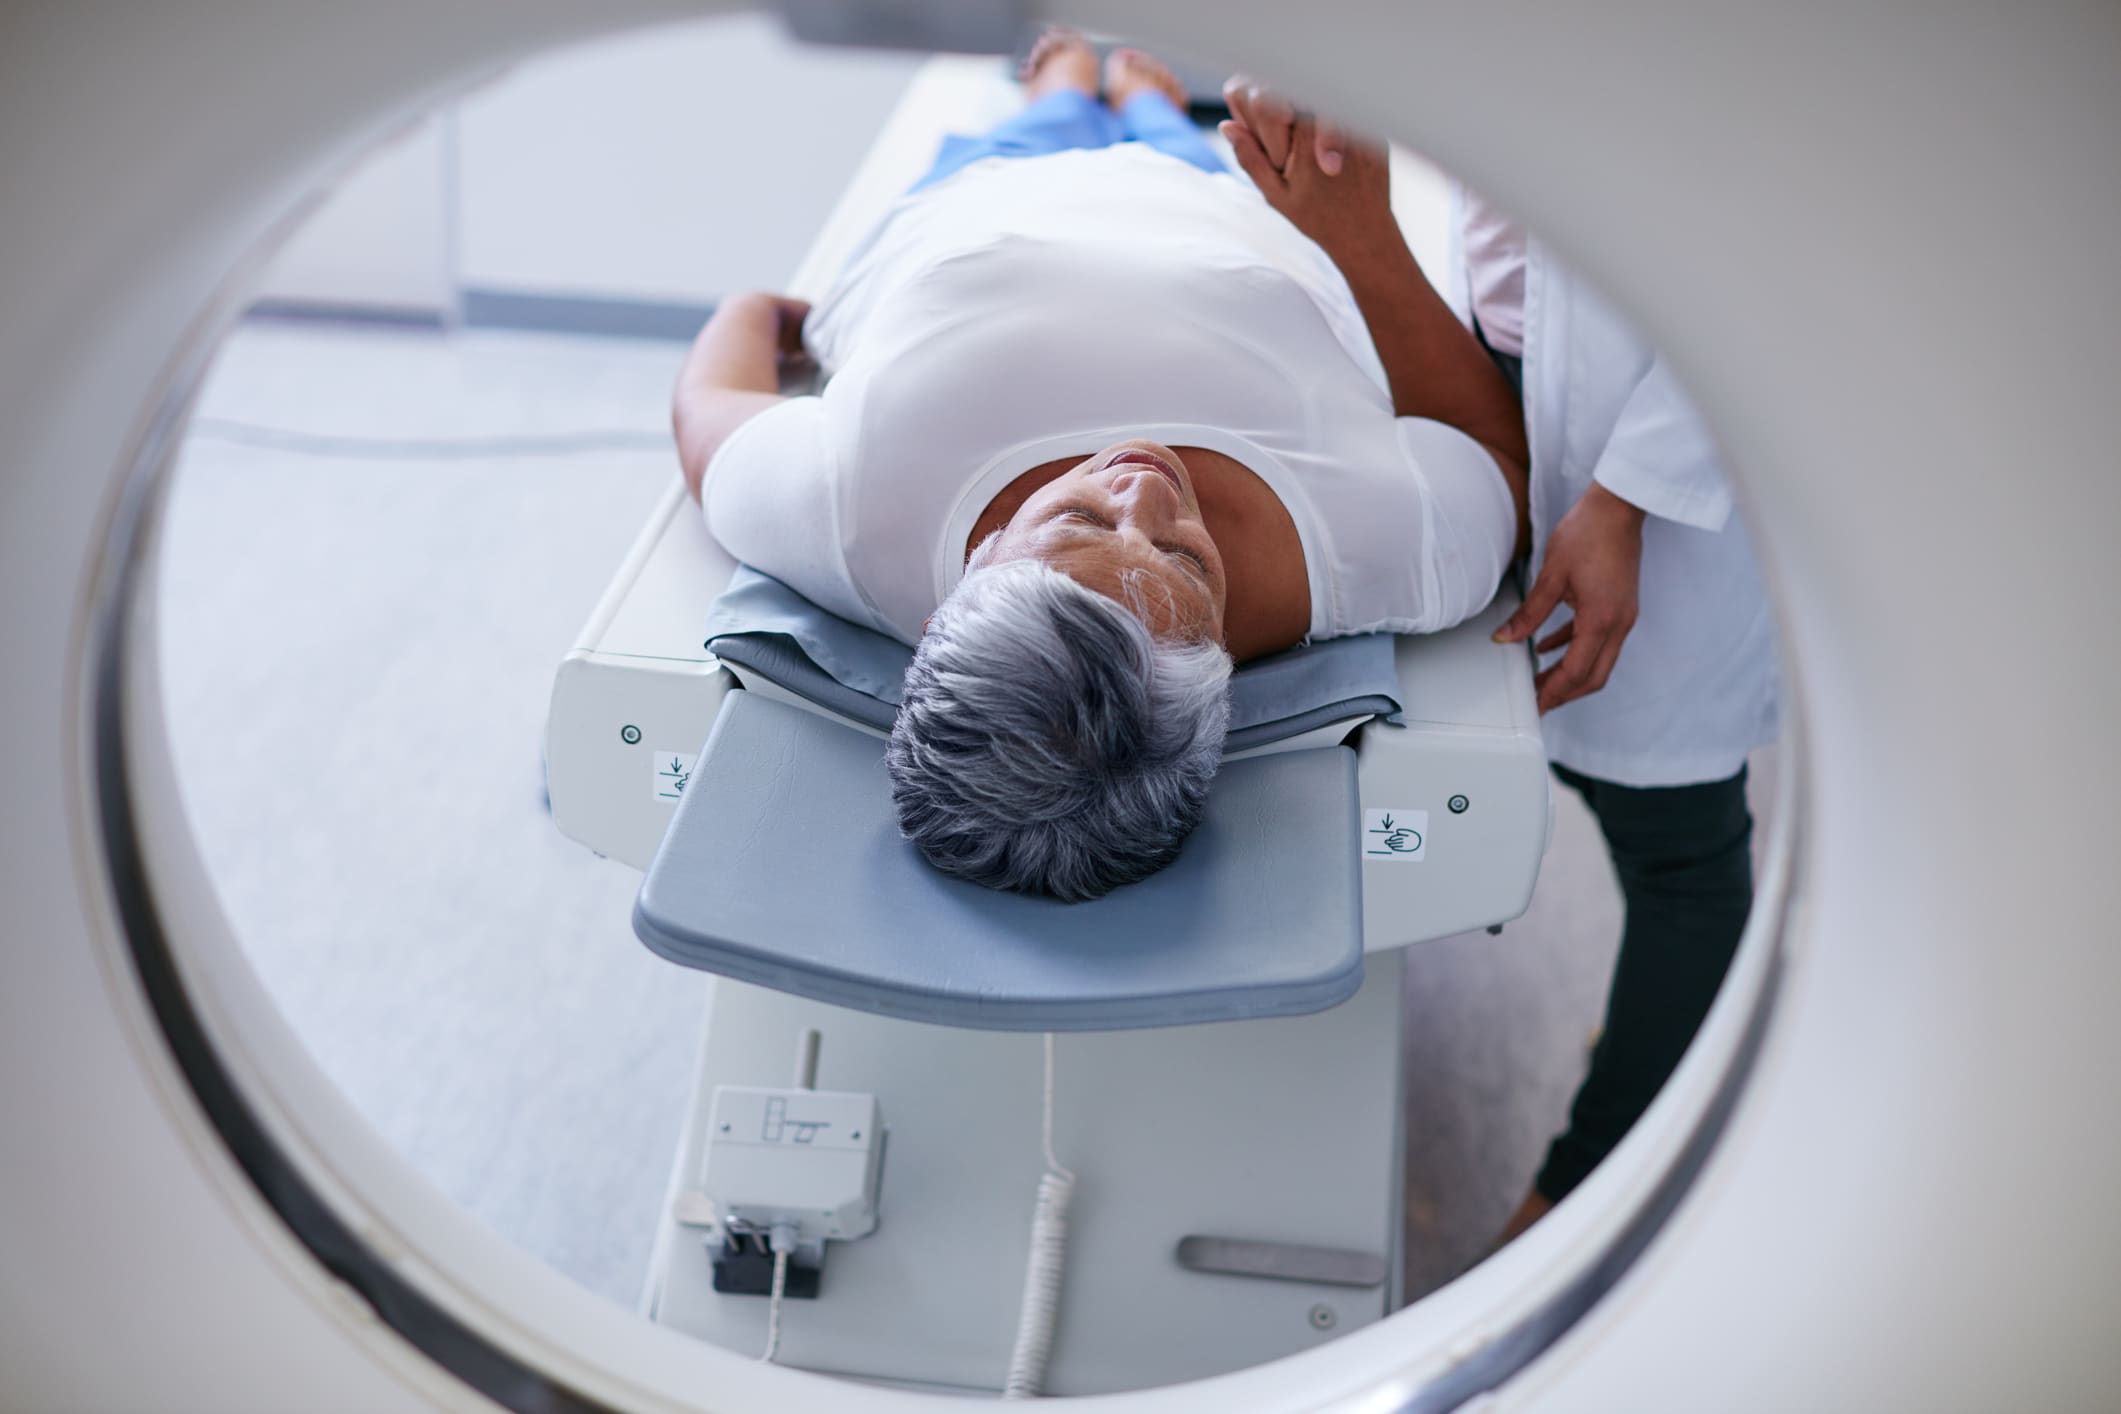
left=1174, top=1235, right=1389, bottom=1289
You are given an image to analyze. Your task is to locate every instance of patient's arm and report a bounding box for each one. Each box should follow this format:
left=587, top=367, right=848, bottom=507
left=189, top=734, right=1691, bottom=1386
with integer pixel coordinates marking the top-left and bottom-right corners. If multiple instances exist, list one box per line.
left=673, top=292, right=810, bottom=500
left=1221, top=104, right=1530, bottom=559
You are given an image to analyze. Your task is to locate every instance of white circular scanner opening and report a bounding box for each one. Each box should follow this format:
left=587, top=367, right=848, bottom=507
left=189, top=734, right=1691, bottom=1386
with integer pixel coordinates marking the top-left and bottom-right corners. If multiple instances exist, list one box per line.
left=107, top=13, right=1790, bottom=1414
left=119, top=13, right=1794, bottom=1407
left=14, top=2, right=2112, bottom=1412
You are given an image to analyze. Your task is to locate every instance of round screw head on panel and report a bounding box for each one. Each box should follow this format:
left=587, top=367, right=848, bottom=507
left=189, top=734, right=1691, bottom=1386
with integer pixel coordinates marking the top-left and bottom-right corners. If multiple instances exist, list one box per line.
left=621, top=724, right=642, bottom=745
left=1308, top=1303, right=1337, bottom=1330
left=1448, top=794, right=1469, bottom=814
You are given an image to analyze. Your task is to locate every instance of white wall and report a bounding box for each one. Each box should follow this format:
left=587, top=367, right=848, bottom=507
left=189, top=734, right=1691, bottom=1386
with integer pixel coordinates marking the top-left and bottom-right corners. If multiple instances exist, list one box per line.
left=453, top=14, right=925, bottom=304
left=247, top=20, right=1439, bottom=322
left=247, top=15, right=924, bottom=319
left=251, top=114, right=453, bottom=318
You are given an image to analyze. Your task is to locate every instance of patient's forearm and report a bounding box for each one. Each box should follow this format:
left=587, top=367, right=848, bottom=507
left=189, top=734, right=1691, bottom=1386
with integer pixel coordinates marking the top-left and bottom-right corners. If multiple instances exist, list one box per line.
left=678, top=293, right=786, bottom=398
left=1330, top=228, right=1529, bottom=468
left=1326, top=227, right=1530, bottom=557
left=672, top=294, right=795, bottom=500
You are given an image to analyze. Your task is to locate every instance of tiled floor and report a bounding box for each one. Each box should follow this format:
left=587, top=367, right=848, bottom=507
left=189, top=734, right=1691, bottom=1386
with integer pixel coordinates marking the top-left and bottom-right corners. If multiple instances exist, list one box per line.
left=156, top=314, right=1778, bottom=1322
left=161, top=321, right=699, bottom=1308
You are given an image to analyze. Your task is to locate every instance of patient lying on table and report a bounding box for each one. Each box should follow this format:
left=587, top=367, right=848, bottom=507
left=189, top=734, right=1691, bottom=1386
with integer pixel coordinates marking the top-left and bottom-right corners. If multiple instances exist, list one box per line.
left=674, top=33, right=1530, bottom=901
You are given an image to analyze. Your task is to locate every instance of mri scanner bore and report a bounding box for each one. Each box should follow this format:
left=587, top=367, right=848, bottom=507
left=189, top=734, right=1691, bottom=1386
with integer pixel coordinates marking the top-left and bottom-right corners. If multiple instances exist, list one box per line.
left=13, top=1, right=2117, bottom=1409
left=145, top=11, right=1792, bottom=1405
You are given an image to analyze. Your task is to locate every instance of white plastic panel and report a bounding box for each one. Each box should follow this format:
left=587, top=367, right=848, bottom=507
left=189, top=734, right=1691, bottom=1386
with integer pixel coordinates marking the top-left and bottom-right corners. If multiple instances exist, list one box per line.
left=1356, top=589, right=1548, bottom=950
left=647, top=956, right=1406, bottom=1395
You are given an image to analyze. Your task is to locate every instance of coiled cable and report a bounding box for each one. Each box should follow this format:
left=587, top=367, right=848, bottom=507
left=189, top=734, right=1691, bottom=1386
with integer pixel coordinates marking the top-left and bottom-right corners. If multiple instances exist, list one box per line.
left=1003, top=1033, right=1075, bottom=1399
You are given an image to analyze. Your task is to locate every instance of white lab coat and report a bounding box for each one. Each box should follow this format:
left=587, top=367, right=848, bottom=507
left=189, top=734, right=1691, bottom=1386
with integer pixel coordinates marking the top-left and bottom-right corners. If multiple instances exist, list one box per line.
left=1446, top=196, right=1780, bottom=787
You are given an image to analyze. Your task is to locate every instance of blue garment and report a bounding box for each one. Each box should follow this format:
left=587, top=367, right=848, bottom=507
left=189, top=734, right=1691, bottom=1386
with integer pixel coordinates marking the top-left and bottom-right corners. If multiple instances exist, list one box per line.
left=911, top=88, right=1224, bottom=193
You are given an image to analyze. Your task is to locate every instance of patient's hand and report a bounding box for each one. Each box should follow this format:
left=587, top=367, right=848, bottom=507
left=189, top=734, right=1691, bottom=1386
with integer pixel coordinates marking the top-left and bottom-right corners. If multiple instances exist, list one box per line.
left=1221, top=76, right=1347, bottom=176
left=1219, top=82, right=1392, bottom=262
left=1221, top=95, right=1399, bottom=267
left=760, top=293, right=814, bottom=364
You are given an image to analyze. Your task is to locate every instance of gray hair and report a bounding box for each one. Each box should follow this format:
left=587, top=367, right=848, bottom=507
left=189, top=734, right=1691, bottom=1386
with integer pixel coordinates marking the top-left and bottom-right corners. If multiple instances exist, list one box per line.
left=886, top=557, right=1233, bottom=902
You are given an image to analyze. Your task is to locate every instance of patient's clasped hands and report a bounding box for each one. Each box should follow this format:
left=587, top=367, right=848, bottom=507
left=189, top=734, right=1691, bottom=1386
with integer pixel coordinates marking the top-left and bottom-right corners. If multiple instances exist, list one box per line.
left=1219, top=80, right=1393, bottom=263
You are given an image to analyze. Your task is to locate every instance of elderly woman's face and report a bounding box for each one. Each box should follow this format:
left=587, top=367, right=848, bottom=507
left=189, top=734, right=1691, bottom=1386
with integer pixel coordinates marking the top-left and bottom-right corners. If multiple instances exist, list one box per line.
left=984, top=439, right=1229, bottom=645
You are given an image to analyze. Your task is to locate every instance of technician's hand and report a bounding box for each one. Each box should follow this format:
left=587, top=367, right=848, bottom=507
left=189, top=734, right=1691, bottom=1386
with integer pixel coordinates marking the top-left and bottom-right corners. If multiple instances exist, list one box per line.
left=1492, top=483, right=1647, bottom=714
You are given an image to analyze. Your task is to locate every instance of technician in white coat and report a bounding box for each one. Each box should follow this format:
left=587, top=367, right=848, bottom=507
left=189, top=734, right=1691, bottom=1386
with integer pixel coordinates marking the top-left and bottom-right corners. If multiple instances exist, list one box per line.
left=1221, top=85, right=1779, bottom=1241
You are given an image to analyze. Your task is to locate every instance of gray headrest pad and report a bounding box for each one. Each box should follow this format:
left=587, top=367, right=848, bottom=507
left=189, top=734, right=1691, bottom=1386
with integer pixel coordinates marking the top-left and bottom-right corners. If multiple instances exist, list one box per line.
left=633, top=691, right=1366, bottom=1031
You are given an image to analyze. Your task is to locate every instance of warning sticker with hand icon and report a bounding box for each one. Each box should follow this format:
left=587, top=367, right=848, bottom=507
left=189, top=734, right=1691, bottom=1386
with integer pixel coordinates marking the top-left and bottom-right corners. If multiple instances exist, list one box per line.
left=1363, top=808, right=1428, bottom=863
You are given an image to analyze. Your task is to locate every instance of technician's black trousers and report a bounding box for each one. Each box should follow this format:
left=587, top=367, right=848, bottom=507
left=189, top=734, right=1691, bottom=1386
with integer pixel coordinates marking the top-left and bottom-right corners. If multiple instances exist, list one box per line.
left=1535, top=762, right=1754, bottom=1202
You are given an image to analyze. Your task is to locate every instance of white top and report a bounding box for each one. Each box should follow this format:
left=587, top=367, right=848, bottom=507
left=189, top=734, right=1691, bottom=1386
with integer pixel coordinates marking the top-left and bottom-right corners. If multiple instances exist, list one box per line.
left=705, top=143, right=1516, bottom=647
left=1446, top=186, right=1780, bottom=787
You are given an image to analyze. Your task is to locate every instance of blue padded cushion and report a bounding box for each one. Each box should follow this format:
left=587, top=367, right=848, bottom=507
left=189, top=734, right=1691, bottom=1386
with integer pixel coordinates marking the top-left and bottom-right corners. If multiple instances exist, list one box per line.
left=633, top=691, right=1366, bottom=1032
left=704, top=567, right=1402, bottom=751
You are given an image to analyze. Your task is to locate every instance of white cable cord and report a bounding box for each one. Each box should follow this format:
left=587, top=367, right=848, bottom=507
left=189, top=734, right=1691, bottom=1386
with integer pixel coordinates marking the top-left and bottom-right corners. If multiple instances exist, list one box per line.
left=759, top=1219, right=798, bottom=1364
left=1040, top=1032, right=1074, bottom=1185
left=758, top=1032, right=819, bottom=1364
left=1004, top=1033, right=1075, bottom=1399
left=759, top=1249, right=789, bottom=1364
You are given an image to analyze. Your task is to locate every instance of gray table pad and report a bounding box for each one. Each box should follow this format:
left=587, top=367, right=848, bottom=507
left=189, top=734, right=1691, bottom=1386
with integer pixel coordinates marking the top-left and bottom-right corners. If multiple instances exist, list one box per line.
left=633, top=691, right=1366, bottom=1032
left=704, top=567, right=1402, bottom=751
